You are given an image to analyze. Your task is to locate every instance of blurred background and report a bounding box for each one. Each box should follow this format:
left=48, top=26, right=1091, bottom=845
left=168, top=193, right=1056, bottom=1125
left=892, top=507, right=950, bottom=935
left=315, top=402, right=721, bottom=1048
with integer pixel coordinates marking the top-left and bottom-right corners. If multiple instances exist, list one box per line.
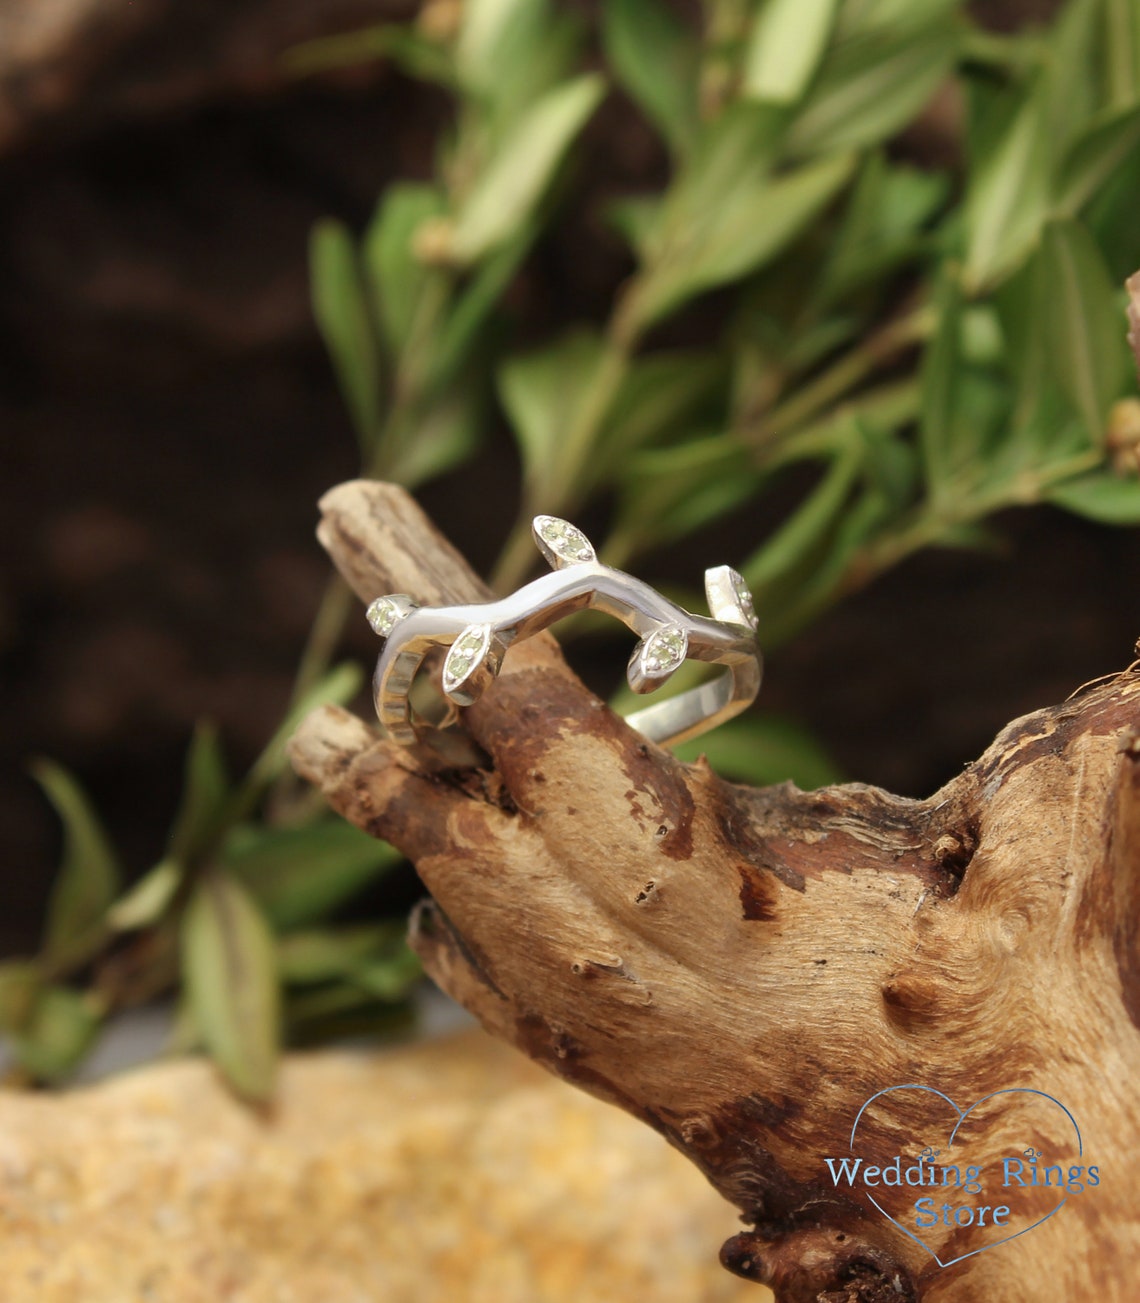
left=2, top=0, right=1139, bottom=1089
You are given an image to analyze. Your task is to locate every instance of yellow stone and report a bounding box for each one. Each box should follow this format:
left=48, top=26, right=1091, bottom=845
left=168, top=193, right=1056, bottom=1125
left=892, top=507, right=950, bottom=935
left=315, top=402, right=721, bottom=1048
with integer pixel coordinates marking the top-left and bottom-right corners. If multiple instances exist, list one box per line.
left=0, top=1029, right=768, bottom=1303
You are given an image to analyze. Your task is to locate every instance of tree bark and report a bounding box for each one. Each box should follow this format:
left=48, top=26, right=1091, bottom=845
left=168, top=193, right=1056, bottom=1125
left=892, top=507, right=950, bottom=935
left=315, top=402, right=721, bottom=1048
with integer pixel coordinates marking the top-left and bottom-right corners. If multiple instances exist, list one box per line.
left=290, top=479, right=1140, bottom=1302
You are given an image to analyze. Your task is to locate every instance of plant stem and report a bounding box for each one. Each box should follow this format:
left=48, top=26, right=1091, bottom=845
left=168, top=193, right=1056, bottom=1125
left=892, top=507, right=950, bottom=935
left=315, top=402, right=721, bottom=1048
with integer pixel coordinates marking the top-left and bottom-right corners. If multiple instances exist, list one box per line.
left=489, top=300, right=639, bottom=592
left=844, top=449, right=1105, bottom=597
left=290, top=575, right=357, bottom=706
left=750, top=306, right=934, bottom=449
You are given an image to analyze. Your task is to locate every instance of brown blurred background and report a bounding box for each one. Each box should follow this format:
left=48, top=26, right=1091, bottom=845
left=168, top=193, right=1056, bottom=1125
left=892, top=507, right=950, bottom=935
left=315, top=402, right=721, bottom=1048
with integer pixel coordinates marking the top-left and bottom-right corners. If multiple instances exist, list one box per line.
left=2, top=0, right=1136, bottom=959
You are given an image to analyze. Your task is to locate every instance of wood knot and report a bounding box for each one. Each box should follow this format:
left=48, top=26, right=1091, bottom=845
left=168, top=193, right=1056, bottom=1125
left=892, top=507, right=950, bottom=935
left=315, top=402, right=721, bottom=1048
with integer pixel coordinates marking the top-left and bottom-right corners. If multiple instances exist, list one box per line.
left=720, top=1229, right=917, bottom=1302
left=881, top=973, right=941, bottom=1031
left=1117, top=729, right=1140, bottom=758
left=679, top=1115, right=717, bottom=1148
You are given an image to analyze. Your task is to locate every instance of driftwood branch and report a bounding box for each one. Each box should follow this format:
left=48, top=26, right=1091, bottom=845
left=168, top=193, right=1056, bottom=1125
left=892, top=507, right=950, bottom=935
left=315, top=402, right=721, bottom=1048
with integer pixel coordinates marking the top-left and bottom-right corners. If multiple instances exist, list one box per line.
left=290, top=480, right=1140, bottom=1302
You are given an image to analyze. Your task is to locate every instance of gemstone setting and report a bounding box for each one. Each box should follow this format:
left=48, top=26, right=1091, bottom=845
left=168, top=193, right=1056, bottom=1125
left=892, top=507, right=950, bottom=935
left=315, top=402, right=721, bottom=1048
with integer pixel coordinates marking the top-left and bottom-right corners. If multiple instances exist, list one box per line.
left=442, top=624, right=493, bottom=697
left=639, top=625, right=688, bottom=677
left=532, top=515, right=597, bottom=569
left=728, top=569, right=758, bottom=630
left=703, top=565, right=758, bottom=631
left=366, top=594, right=416, bottom=637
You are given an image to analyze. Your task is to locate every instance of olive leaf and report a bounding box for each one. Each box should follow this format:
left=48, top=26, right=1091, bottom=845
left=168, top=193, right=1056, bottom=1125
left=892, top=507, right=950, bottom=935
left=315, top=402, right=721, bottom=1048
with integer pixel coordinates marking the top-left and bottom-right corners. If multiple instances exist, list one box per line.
left=602, top=0, right=699, bottom=155
left=182, top=871, right=281, bottom=1102
left=276, top=924, right=408, bottom=985
left=614, top=431, right=761, bottom=553
left=1049, top=469, right=1140, bottom=523
left=32, top=760, right=121, bottom=962
left=743, top=441, right=865, bottom=592
left=498, top=329, right=604, bottom=499
left=310, top=219, right=382, bottom=453
left=457, top=0, right=583, bottom=115
left=107, top=859, right=182, bottom=932
left=633, top=144, right=856, bottom=329
left=817, top=152, right=948, bottom=306
left=918, top=267, right=965, bottom=495
left=5, top=984, right=101, bottom=1084
left=786, top=17, right=957, bottom=157
left=363, top=184, right=446, bottom=358
left=1105, top=0, right=1140, bottom=110
left=1054, top=105, right=1140, bottom=220
left=224, top=818, right=402, bottom=929
left=448, top=73, right=606, bottom=265
left=167, top=720, right=229, bottom=867
left=963, top=79, right=1053, bottom=291
left=744, top=0, right=840, bottom=105
left=1041, top=219, right=1131, bottom=443
left=675, top=713, right=843, bottom=789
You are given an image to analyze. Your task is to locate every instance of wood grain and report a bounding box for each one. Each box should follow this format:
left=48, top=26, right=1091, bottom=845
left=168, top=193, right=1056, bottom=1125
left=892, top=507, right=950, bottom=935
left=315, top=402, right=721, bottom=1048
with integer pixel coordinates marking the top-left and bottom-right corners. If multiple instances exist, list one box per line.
left=290, top=479, right=1140, bottom=1302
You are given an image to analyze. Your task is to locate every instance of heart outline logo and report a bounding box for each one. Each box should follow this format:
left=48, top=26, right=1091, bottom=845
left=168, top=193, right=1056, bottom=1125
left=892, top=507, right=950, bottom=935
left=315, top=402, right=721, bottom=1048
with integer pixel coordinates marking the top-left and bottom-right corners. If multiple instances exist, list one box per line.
left=849, top=1085, right=1083, bottom=1267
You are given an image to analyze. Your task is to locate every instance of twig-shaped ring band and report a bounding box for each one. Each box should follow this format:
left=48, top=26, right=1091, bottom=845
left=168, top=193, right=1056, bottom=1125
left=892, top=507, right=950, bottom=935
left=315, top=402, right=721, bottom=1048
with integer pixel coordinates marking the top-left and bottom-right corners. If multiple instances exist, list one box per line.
left=366, top=516, right=762, bottom=749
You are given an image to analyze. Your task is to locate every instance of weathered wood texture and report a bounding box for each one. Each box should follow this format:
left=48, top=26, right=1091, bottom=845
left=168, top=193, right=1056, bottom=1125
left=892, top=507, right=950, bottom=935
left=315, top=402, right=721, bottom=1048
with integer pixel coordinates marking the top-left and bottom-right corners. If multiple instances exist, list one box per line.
left=290, top=480, right=1140, bottom=1302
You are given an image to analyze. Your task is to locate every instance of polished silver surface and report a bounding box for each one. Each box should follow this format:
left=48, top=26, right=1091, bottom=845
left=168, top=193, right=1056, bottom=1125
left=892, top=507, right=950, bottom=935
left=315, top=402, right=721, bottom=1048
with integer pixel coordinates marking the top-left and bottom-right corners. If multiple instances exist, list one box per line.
left=369, top=516, right=762, bottom=749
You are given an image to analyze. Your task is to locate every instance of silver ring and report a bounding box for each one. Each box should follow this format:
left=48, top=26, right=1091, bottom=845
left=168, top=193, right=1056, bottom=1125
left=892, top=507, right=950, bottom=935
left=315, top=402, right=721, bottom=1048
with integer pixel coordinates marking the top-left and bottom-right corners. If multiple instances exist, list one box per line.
left=365, top=516, right=762, bottom=749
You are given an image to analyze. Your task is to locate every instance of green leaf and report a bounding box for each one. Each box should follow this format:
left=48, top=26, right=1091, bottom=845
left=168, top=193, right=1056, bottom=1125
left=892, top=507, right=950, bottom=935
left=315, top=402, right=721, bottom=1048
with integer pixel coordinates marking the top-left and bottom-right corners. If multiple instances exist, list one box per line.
left=1041, top=219, right=1131, bottom=443
left=675, top=713, right=843, bottom=788
left=602, top=0, right=699, bottom=154
left=596, top=351, right=725, bottom=476
left=310, top=219, right=382, bottom=454
left=457, top=0, right=582, bottom=111
left=107, top=859, right=182, bottom=931
left=0, top=962, right=40, bottom=1033
left=757, top=469, right=894, bottom=645
left=224, top=818, right=402, bottom=929
left=498, top=329, right=604, bottom=495
left=615, top=432, right=761, bottom=551
left=1054, top=105, right=1140, bottom=218
left=182, top=872, right=280, bottom=1102
left=1048, top=469, right=1140, bottom=522
left=1083, top=119, right=1140, bottom=276
left=167, top=721, right=229, bottom=866
left=1105, top=0, right=1140, bottom=110
left=277, top=924, right=406, bottom=984
left=634, top=146, right=856, bottom=329
left=818, top=153, right=949, bottom=304
left=1040, top=0, right=1101, bottom=152
left=745, top=0, right=840, bottom=105
left=742, top=442, right=863, bottom=590
left=457, top=0, right=536, bottom=86
left=363, top=184, right=446, bottom=357
left=32, top=760, right=121, bottom=961
left=836, top=0, right=960, bottom=37
left=963, top=80, right=1053, bottom=290
left=389, top=389, right=482, bottom=490
left=249, top=662, right=363, bottom=794
left=615, top=434, right=755, bottom=545
left=449, top=74, right=606, bottom=265
left=993, top=251, right=1069, bottom=434
left=919, top=267, right=964, bottom=493
left=7, top=984, right=101, bottom=1083
left=429, top=222, right=539, bottom=388
left=787, top=19, right=957, bottom=156
left=351, top=947, right=423, bottom=1000
left=603, top=195, right=663, bottom=258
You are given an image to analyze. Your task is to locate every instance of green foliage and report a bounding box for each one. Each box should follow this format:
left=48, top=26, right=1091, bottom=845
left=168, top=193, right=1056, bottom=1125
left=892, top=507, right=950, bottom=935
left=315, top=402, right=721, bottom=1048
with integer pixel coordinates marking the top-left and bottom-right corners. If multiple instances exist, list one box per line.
left=14, top=0, right=1140, bottom=1099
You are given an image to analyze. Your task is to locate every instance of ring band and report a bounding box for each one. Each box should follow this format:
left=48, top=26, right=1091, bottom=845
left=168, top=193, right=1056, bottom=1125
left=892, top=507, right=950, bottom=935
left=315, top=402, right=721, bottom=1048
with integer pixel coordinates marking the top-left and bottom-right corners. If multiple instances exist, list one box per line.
left=366, top=515, right=762, bottom=749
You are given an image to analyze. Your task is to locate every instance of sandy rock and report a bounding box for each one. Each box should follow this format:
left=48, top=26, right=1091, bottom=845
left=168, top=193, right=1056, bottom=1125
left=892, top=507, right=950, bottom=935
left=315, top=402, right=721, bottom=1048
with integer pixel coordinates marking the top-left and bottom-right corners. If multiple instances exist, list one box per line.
left=0, top=1028, right=766, bottom=1303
